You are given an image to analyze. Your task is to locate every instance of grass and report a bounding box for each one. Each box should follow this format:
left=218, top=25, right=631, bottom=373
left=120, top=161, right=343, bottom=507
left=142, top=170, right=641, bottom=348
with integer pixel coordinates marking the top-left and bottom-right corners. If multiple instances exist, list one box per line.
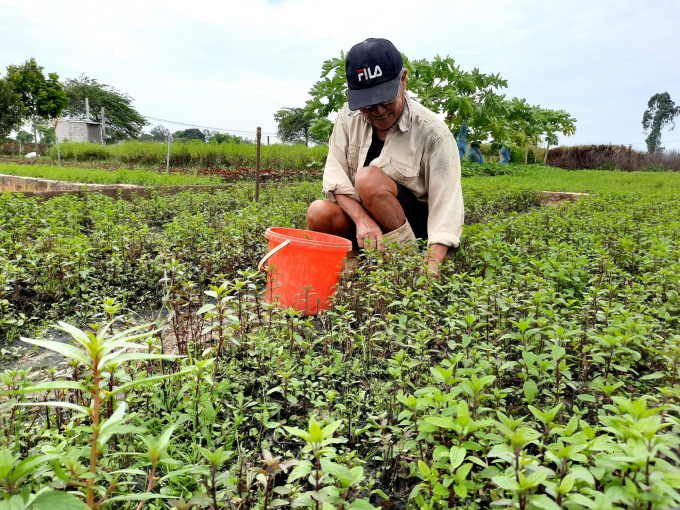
left=466, top=166, right=680, bottom=195
left=4, top=158, right=680, bottom=196
left=0, top=162, right=225, bottom=186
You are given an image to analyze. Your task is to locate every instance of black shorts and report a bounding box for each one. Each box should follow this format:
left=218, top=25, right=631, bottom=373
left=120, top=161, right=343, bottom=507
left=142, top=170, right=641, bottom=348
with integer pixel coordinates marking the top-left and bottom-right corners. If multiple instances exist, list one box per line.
left=350, top=183, right=429, bottom=250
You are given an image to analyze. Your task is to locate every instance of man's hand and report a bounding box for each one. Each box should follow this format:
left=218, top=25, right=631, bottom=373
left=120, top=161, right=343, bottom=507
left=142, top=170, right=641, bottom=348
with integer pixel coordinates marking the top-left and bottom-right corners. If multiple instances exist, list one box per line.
left=355, top=215, right=384, bottom=250
left=422, top=244, right=449, bottom=277
left=335, top=194, right=385, bottom=251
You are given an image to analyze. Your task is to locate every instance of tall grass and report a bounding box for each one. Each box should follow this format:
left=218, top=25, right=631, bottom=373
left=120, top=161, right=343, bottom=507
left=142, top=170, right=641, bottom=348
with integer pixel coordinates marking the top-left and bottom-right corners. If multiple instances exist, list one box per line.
left=48, top=140, right=330, bottom=169
left=0, top=162, right=225, bottom=186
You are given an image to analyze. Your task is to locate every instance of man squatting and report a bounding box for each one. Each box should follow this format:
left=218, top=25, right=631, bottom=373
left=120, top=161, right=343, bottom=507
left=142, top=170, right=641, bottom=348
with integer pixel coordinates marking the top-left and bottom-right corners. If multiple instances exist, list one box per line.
left=306, top=38, right=464, bottom=276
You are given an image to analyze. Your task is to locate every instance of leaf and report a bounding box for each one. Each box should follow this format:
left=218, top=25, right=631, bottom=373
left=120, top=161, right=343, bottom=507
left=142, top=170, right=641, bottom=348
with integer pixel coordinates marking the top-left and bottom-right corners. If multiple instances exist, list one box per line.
left=197, top=303, right=216, bottom=314
left=1, top=380, right=87, bottom=395
left=454, top=483, right=467, bottom=498
left=424, top=416, right=457, bottom=429
left=31, top=490, right=89, bottom=510
left=19, top=338, right=89, bottom=366
left=641, top=372, right=665, bottom=380
left=450, top=446, right=466, bottom=470
left=15, top=401, right=89, bottom=417
left=418, top=460, right=431, bottom=479
left=111, top=369, right=193, bottom=396
left=525, top=470, right=548, bottom=489
left=321, top=420, right=343, bottom=438
left=347, top=498, right=378, bottom=509
left=106, top=493, right=177, bottom=502
left=530, top=494, right=561, bottom=510
left=559, top=474, right=575, bottom=494
left=104, top=353, right=179, bottom=367
left=309, top=422, right=323, bottom=443
left=523, top=379, right=538, bottom=403
left=287, top=460, right=313, bottom=483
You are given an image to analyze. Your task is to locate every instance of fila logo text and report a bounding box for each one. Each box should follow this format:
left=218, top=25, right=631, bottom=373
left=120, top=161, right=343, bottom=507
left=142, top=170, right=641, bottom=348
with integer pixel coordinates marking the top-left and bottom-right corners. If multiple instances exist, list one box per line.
left=357, top=66, right=383, bottom=82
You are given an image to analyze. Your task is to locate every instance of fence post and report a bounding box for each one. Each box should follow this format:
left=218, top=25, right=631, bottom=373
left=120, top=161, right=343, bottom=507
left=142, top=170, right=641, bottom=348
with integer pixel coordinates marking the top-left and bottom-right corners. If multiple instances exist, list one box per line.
left=166, top=134, right=172, bottom=173
left=255, top=127, right=261, bottom=203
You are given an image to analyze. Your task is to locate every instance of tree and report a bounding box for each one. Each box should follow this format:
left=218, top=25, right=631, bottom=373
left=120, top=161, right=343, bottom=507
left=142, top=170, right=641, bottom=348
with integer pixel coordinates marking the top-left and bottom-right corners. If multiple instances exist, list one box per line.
left=303, top=50, right=577, bottom=155
left=149, top=125, right=171, bottom=141
left=33, top=118, right=56, bottom=145
left=15, top=130, right=33, bottom=142
left=0, top=77, right=26, bottom=143
left=6, top=58, right=68, bottom=149
left=62, top=75, right=147, bottom=143
left=536, top=108, right=577, bottom=164
left=303, top=52, right=351, bottom=142
left=642, top=92, right=679, bottom=153
left=404, top=55, right=509, bottom=144
left=304, top=52, right=510, bottom=144
left=274, top=107, right=324, bottom=146
left=211, top=132, right=251, bottom=144
left=172, top=128, right=205, bottom=142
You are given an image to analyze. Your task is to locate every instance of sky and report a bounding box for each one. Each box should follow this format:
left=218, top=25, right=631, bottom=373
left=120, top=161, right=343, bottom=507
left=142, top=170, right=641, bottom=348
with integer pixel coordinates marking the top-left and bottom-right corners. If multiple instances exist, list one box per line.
left=1, top=0, right=679, bottom=149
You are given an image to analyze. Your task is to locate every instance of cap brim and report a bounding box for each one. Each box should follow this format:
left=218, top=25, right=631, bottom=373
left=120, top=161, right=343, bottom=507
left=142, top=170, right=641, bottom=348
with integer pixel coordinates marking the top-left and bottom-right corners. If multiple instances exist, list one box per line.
left=347, top=72, right=401, bottom=111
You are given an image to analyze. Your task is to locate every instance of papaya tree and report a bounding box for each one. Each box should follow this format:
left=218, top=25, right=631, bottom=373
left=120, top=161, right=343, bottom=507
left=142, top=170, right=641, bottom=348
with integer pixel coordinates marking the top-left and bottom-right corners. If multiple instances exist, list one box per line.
left=537, top=108, right=577, bottom=164
left=303, top=52, right=509, bottom=145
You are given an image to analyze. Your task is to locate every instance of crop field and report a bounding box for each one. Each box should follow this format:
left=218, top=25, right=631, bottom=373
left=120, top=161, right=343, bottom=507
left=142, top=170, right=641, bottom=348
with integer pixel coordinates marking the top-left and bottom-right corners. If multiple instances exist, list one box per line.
left=0, top=169, right=679, bottom=509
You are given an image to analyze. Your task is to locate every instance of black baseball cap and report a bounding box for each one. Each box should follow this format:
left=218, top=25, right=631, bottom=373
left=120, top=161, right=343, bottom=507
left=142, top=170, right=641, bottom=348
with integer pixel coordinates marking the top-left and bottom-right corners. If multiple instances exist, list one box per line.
left=346, top=38, right=403, bottom=111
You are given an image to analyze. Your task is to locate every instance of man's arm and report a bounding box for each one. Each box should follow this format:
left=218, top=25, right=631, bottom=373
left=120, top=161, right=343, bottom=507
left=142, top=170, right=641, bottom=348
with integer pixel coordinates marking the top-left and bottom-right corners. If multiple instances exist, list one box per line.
left=422, top=129, right=465, bottom=273
left=322, top=106, right=361, bottom=203
left=335, top=195, right=384, bottom=250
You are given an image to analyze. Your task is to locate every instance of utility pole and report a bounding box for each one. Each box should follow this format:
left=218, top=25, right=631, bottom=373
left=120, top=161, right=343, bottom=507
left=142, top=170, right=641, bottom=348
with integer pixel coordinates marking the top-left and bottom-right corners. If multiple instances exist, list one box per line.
left=85, top=98, right=90, bottom=121
left=101, top=107, right=106, bottom=145
left=255, top=127, right=261, bottom=202
left=166, top=134, right=172, bottom=172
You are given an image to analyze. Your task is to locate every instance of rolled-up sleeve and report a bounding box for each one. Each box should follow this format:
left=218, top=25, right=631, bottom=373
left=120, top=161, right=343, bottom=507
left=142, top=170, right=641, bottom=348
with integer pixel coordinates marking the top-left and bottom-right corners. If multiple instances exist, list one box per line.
left=423, top=131, right=464, bottom=248
left=322, top=111, right=360, bottom=203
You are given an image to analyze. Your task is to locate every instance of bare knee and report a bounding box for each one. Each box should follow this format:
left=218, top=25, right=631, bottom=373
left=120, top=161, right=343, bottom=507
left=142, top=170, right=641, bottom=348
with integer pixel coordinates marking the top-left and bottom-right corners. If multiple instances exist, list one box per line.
left=306, top=200, right=337, bottom=232
left=355, top=166, right=394, bottom=203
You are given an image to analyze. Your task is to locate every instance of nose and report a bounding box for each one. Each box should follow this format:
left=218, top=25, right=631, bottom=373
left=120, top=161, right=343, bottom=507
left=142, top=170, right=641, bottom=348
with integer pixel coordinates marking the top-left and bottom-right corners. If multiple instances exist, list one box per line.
left=371, top=104, right=388, bottom=117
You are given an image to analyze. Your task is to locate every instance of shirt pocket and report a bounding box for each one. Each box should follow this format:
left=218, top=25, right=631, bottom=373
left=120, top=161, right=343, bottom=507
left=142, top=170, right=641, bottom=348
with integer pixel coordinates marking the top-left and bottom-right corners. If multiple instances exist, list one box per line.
left=388, top=157, right=420, bottom=184
left=346, top=142, right=361, bottom=181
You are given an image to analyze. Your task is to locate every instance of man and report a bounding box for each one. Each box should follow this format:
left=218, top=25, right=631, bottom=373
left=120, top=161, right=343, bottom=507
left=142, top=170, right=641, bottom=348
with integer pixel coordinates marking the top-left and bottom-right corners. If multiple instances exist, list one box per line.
left=306, top=38, right=464, bottom=275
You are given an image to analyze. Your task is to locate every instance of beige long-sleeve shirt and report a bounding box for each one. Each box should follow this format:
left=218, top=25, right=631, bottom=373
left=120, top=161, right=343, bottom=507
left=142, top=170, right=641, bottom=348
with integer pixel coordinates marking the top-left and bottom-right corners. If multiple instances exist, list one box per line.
left=322, top=95, right=464, bottom=248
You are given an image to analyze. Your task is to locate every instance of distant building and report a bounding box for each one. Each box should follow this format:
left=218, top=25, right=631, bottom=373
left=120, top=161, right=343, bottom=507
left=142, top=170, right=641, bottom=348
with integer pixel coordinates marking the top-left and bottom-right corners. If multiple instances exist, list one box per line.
left=55, top=119, right=103, bottom=145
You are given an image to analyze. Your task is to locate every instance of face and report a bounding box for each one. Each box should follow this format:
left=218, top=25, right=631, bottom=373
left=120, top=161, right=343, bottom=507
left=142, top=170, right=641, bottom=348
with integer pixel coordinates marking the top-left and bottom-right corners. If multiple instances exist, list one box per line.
left=359, top=70, right=408, bottom=132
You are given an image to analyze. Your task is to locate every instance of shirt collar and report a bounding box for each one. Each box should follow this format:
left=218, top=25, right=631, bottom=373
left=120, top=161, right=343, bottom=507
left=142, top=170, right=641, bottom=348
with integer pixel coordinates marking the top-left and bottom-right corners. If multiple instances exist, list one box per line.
left=347, top=94, right=412, bottom=133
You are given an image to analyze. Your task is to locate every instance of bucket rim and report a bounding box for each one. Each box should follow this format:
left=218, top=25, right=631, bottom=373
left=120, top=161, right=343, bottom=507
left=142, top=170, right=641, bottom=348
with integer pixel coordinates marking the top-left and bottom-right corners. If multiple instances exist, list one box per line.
left=265, top=227, right=353, bottom=249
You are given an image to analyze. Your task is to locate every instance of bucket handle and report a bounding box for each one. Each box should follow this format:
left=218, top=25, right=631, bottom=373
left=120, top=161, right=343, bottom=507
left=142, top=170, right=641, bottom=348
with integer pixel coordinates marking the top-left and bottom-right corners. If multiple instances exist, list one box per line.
left=257, top=240, right=291, bottom=272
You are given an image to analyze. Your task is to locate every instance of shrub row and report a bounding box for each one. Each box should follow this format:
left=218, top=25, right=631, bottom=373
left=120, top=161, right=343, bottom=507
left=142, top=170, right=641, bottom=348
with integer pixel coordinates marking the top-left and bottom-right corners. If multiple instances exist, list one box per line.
left=47, top=140, right=330, bottom=169
left=547, top=144, right=680, bottom=172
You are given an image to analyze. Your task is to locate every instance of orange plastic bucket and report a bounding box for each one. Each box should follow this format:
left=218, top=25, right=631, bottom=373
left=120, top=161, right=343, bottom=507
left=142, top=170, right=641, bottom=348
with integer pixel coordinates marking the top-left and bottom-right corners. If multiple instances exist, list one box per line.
left=258, top=228, right=352, bottom=315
